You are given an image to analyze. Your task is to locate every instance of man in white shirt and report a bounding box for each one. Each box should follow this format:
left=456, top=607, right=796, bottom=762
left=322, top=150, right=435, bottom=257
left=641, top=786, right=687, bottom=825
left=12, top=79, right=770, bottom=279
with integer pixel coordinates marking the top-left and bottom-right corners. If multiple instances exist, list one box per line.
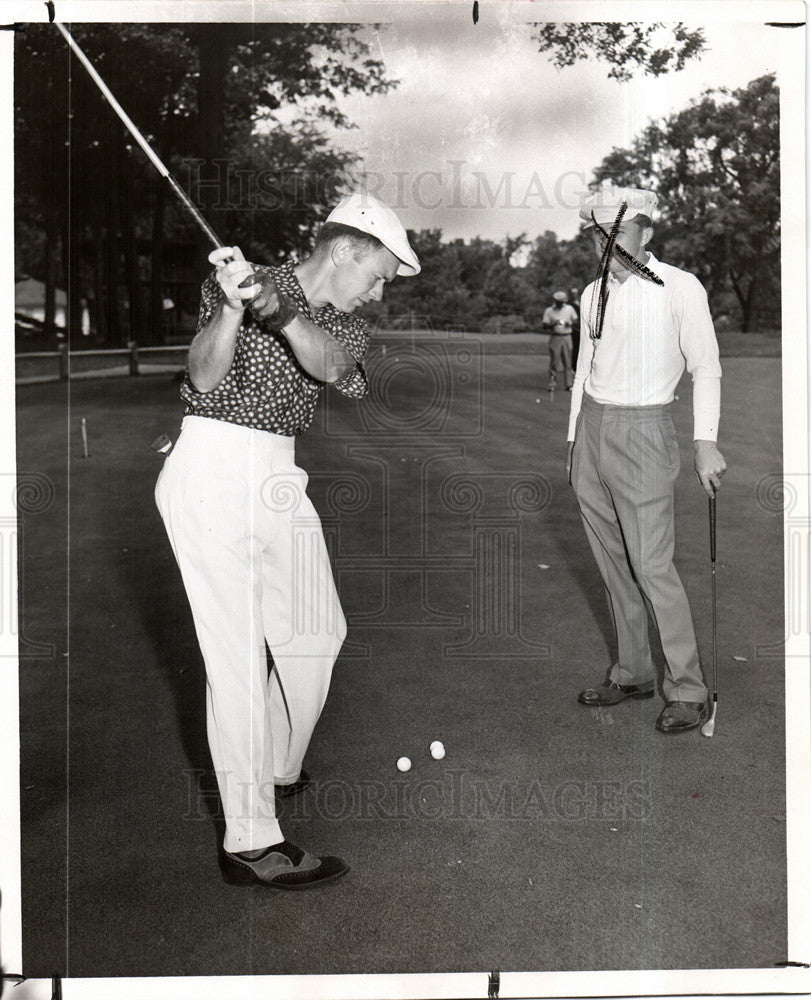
left=565, top=185, right=727, bottom=733
left=542, top=290, right=578, bottom=390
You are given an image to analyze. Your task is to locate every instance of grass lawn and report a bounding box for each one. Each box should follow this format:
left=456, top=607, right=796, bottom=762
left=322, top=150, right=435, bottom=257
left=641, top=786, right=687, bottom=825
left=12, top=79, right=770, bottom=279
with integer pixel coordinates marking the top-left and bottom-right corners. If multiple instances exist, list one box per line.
left=14, top=346, right=787, bottom=980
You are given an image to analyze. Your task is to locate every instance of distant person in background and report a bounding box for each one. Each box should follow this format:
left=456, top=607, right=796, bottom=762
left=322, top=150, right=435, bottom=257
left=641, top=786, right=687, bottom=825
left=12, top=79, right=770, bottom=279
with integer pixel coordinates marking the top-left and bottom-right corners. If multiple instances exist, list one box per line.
left=542, top=290, right=578, bottom=391
left=568, top=287, right=581, bottom=370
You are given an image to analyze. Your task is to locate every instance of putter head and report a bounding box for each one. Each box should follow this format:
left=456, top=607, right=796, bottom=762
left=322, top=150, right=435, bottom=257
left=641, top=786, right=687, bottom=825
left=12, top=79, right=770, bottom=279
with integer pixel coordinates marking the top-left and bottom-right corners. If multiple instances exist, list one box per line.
left=151, top=434, right=173, bottom=455
left=700, top=702, right=717, bottom=738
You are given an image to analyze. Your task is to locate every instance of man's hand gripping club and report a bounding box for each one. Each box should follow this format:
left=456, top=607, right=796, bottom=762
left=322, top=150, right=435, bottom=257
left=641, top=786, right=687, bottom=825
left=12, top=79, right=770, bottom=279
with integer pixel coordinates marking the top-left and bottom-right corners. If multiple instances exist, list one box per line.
left=203, top=246, right=355, bottom=386
left=210, top=246, right=296, bottom=328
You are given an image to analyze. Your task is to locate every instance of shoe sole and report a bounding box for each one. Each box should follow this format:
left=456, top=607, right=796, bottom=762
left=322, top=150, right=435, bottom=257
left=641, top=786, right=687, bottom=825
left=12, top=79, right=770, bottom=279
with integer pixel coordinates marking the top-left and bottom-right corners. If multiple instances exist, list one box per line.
left=655, top=717, right=707, bottom=734
left=263, top=863, right=350, bottom=890
left=577, top=689, right=654, bottom=706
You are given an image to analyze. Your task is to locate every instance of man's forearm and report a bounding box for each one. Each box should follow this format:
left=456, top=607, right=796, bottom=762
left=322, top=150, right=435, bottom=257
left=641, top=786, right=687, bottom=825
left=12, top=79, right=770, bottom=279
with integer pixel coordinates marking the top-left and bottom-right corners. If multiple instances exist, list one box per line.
left=692, top=373, right=721, bottom=442
left=188, top=301, right=244, bottom=392
left=280, top=313, right=356, bottom=383
left=244, top=271, right=356, bottom=383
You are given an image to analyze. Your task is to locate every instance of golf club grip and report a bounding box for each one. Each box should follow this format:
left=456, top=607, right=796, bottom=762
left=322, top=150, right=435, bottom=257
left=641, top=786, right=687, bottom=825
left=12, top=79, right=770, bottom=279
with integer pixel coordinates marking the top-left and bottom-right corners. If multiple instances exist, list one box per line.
left=709, top=493, right=717, bottom=562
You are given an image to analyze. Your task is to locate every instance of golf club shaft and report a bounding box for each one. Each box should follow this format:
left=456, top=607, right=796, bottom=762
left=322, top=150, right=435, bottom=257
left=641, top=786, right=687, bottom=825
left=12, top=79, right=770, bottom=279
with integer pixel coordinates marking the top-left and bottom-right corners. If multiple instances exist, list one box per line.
left=710, top=493, right=718, bottom=695
left=54, top=21, right=225, bottom=252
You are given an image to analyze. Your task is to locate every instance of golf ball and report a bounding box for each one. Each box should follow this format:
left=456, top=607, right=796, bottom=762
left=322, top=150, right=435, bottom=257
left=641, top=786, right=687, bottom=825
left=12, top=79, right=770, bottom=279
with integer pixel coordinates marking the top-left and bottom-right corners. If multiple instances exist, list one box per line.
left=396, top=756, right=411, bottom=772
left=430, top=740, right=445, bottom=760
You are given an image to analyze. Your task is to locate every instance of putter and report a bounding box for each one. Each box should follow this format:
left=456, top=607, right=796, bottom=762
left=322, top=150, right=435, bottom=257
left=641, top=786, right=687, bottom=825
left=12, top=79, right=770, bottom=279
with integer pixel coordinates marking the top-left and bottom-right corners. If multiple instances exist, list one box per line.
left=700, top=491, right=718, bottom=737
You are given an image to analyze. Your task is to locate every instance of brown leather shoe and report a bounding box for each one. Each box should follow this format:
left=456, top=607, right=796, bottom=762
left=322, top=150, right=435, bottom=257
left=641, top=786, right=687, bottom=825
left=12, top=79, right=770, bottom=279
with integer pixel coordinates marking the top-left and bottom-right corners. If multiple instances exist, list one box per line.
left=655, top=700, right=709, bottom=734
left=577, top=679, right=654, bottom=706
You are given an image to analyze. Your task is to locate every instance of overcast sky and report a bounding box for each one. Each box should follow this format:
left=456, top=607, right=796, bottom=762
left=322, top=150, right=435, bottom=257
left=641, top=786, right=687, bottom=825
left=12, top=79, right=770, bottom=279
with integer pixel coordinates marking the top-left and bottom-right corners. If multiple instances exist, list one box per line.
left=325, top=15, right=779, bottom=242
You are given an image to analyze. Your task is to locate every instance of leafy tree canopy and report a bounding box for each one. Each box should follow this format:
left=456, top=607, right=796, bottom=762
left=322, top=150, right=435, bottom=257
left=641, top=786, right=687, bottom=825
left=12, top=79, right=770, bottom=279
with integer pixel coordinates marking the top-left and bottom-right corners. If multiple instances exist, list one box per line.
left=14, top=21, right=394, bottom=342
left=534, top=22, right=706, bottom=81
left=592, top=73, right=779, bottom=330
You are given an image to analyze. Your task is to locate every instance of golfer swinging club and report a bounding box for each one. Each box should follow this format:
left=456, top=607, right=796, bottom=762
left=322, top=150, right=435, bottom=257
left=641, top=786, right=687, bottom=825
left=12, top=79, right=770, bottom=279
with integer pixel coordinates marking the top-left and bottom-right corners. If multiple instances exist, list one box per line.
left=566, top=185, right=726, bottom=734
left=156, top=193, right=419, bottom=887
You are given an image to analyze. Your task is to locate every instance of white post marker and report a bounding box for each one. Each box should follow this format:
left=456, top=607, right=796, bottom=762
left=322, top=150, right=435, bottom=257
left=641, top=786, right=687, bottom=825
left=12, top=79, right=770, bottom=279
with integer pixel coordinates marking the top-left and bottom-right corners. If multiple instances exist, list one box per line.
left=396, top=756, right=411, bottom=772
left=430, top=741, right=445, bottom=760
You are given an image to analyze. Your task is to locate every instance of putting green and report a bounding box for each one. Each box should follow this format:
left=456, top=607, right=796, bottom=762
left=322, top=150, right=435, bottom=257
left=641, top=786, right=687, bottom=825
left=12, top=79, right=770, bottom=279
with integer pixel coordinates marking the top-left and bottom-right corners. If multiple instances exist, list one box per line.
left=16, top=349, right=786, bottom=977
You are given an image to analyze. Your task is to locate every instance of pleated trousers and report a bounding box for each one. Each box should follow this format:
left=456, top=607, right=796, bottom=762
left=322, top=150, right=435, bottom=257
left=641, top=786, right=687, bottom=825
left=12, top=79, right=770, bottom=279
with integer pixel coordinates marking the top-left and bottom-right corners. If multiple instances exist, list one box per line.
left=571, top=393, right=707, bottom=703
left=155, top=416, right=346, bottom=852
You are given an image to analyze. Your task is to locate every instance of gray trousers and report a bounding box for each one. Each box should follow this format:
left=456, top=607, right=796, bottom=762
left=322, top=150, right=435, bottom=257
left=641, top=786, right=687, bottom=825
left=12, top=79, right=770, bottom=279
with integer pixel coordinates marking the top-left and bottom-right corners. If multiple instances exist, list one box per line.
left=548, top=334, right=573, bottom=388
left=571, top=393, right=707, bottom=703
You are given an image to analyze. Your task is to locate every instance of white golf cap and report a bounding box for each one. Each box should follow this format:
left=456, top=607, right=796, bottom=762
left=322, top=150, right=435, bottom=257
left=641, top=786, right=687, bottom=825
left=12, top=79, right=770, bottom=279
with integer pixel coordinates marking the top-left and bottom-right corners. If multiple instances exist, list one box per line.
left=325, top=193, right=420, bottom=276
left=579, top=184, right=658, bottom=229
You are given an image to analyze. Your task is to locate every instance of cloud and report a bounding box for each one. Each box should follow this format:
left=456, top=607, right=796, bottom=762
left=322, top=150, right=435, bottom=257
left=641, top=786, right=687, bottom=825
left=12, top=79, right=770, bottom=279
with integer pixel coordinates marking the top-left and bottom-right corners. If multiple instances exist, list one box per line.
left=329, top=18, right=778, bottom=242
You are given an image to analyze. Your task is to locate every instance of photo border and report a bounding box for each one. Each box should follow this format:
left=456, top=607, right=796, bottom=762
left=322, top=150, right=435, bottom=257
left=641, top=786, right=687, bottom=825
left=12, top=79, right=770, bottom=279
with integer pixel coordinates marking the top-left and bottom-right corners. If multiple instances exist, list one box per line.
left=2, top=2, right=808, bottom=998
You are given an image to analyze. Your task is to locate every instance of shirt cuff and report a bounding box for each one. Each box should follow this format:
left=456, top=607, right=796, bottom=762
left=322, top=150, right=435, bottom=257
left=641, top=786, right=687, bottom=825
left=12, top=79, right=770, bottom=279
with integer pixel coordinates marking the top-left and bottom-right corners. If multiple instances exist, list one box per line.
left=693, top=375, right=721, bottom=441
left=567, top=381, right=586, bottom=440
left=332, top=361, right=368, bottom=399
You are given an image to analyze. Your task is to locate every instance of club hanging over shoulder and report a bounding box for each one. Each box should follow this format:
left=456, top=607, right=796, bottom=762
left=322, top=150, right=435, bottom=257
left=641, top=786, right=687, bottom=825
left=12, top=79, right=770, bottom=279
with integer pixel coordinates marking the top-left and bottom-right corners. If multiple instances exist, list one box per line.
left=579, top=185, right=664, bottom=340
left=570, top=181, right=724, bottom=738
left=589, top=213, right=665, bottom=287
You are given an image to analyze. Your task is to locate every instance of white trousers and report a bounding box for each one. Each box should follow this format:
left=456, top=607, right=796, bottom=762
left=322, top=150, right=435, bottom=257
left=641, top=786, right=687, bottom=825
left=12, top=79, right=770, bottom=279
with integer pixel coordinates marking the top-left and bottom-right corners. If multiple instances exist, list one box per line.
left=155, top=416, right=346, bottom=852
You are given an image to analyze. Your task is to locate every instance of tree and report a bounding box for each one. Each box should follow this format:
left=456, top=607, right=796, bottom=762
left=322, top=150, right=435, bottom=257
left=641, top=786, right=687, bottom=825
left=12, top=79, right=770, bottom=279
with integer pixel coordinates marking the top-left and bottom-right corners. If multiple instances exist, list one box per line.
left=14, top=22, right=393, bottom=347
left=534, top=22, right=706, bottom=81
left=519, top=229, right=596, bottom=325
left=364, top=231, right=487, bottom=330
left=591, top=74, right=780, bottom=331
left=360, top=228, right=599, bottom=334
left=185, top=23, right=393, bottom=245
left=15, top=19, right=713, bottom=347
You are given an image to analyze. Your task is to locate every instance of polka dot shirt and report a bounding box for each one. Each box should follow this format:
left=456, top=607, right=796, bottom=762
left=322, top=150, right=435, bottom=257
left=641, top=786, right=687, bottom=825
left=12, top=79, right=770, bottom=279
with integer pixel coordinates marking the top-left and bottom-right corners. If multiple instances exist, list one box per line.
left=180, top=261, right=370, bottom=436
